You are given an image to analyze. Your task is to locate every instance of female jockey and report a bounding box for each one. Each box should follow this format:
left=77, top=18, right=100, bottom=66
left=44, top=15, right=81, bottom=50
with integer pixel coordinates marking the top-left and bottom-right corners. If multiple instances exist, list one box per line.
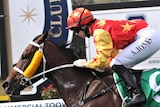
left=67, top=7, right=160, bottom=107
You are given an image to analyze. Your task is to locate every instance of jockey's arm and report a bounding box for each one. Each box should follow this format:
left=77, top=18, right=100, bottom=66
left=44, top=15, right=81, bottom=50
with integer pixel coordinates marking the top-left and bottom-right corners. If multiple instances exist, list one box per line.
left=85, top=29, right=119, bottom=69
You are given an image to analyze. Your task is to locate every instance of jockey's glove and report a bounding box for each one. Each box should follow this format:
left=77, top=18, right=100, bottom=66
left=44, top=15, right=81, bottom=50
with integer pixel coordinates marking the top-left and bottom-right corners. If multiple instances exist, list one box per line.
left=73, top=59, right=105, bottom=72
left=73, top=59, right=87, bottom=68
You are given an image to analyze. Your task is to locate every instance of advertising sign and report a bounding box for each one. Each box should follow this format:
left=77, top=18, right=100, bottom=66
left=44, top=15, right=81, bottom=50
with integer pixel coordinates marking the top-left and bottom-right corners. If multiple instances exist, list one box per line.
left=0, top=99, right=66, bottom=107
left=8, top=0, right=73, bottom=64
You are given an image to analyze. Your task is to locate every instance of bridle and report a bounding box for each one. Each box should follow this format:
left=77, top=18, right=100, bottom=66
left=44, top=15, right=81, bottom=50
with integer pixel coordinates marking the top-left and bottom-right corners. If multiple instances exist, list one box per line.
left=13, top=40, right=121, bottom=106
left=13, top=40, right=74, bottom=86
left=13, top=41, right=44, bottom=75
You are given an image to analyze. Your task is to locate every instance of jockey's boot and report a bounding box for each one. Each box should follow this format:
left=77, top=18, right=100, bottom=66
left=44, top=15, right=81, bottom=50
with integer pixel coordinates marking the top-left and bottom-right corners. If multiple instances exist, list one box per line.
left=112, top=65, right=146, bottom=107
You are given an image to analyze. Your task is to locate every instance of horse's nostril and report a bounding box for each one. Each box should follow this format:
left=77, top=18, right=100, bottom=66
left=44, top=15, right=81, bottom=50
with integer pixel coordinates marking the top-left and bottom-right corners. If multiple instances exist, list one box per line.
left=2, top=81, right=9, bottom=89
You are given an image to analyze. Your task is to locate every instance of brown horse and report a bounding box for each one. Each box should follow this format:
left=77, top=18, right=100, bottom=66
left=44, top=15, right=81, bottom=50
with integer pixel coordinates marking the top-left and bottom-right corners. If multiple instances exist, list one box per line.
left=2, top=32, right=122, bottom=107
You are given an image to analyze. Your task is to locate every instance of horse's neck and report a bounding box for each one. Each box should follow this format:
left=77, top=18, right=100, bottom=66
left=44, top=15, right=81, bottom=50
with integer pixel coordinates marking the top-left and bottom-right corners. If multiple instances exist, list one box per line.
left=44, top=41, right=90, bottom=92
left=54, top=69, right=93, bottom=103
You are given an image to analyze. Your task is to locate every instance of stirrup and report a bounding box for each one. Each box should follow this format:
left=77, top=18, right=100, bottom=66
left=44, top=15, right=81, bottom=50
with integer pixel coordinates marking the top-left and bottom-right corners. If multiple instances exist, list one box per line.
left=122, top=95, right=145, bottom=107
left=122, top=96, right=132, bottom=107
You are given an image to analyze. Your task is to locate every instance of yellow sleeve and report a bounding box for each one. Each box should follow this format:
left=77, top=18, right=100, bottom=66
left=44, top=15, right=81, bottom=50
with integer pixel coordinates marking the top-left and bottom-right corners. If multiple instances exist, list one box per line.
left=86, top=29, right=115, bottom=69
left=105, top=48, right=119, bottom=67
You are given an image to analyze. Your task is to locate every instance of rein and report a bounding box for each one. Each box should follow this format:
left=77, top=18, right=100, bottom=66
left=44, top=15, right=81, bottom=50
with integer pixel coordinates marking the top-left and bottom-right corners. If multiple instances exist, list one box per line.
left=30, top=64, right=74, bottom=80
left=14, top=41, right=74, bottom=84
left=14, top=40, right=120, bottom=106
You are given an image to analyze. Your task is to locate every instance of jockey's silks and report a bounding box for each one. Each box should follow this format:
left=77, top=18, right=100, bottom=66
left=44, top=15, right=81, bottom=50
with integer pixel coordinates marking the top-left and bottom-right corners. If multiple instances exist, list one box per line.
left=23, top=50, right=43, bottom=78
left=86, top=19, right=148, bottom=69
left=89, top=19, right=148, bottom=49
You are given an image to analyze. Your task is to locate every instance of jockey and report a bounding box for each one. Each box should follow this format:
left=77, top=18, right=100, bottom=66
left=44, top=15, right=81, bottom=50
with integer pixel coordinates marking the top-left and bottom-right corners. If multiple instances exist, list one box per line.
left=67, top=7, right=160, bottom=107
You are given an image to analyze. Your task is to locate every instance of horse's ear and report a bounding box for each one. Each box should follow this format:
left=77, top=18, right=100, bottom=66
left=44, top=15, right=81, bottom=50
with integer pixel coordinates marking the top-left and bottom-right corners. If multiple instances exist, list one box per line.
left=48, top=29, right=52, bottom=35
left=43, top=31, right=49, bottom=40
left=41, top=29, right=52, bottom=41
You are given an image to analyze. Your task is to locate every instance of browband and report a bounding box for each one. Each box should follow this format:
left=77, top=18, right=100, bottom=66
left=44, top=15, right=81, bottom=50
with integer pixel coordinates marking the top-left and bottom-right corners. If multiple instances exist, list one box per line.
left=30, top=41, right=40, bottom=48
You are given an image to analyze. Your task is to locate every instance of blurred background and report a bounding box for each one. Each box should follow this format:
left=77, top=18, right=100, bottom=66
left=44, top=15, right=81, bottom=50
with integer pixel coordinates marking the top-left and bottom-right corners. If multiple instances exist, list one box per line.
left=0, top=0, right=160, bottom=102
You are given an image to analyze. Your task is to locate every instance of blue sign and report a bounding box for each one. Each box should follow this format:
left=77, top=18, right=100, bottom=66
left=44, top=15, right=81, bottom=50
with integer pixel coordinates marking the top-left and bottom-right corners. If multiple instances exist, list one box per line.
left=43, top=0, right=69, bottom=46
left=128, top=15, right=145, bottom=20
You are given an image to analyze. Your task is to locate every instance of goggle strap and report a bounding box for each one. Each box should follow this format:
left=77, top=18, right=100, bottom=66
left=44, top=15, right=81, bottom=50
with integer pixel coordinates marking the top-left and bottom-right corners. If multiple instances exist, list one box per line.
left=77, top=8, right=85, bottom=26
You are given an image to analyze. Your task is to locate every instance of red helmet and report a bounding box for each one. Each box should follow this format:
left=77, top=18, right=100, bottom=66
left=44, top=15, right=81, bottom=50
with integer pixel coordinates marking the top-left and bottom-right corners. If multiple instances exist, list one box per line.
left=67, top=7, right=94, bottom=29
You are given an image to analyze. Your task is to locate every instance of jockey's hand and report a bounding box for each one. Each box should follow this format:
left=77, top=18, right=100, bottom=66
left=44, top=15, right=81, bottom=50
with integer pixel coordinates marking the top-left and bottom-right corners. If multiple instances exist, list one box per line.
left=73, top=59, right=87, bottom=68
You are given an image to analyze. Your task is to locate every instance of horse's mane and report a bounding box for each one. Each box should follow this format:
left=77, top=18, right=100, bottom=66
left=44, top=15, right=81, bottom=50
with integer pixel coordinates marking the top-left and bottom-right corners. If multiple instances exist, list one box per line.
left=49, top=40, right=82, bottom=60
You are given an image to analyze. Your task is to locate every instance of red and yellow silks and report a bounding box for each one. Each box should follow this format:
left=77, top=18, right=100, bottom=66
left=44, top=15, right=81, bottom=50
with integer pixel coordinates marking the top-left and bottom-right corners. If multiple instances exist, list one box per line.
left=23, top=50, right=43, bottom=78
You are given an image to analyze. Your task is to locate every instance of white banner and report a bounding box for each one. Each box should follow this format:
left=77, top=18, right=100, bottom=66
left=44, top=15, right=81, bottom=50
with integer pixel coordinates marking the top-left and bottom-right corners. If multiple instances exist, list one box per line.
left=0, top=99, right=66, bottom=107
left=8, top=0, right=45, bottom=64
left=8, top=0, right=73, bottom=64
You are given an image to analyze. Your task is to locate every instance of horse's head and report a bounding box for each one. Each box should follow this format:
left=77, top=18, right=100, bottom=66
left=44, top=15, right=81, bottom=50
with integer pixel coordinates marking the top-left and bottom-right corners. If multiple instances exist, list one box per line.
left=2, top=32, right=49, bottom=95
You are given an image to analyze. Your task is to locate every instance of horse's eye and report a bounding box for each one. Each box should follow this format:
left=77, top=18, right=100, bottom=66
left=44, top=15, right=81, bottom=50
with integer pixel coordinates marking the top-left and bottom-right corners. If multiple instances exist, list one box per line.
left=22, top=54, right=28, bottom=60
